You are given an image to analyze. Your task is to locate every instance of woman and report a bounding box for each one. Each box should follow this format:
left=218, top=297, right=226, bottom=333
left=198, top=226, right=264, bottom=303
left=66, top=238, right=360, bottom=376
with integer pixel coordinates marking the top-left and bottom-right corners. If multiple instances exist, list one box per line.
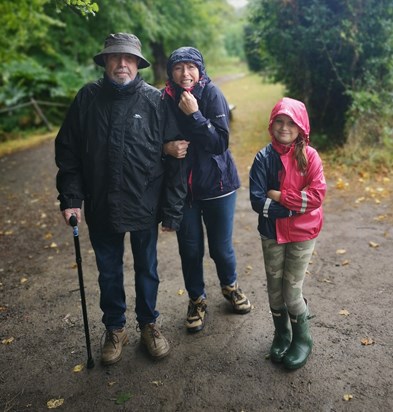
left=163, top=47, right=251, bottom=333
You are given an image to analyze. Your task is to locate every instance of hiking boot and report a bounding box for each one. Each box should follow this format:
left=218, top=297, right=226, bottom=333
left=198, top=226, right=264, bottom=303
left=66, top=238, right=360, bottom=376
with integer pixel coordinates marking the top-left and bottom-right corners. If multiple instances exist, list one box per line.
left=186, top=296, right=207, bottom=333
left=222, top=282, right=251, bottom=314
left=140, top=323, right=170, bottom=359
left=101, top=328, right=129, bottom=365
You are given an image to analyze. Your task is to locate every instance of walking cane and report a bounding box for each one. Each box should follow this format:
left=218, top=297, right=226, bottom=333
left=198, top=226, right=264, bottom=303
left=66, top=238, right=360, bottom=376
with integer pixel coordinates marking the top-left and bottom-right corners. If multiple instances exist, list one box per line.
left=69, top=215, right=95, bottom=369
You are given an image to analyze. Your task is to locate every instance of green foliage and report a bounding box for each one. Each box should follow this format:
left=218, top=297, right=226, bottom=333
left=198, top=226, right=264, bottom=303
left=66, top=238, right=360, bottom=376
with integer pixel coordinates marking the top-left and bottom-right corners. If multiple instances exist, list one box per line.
left=0, top=58, right=53, bottom=105
left=44, top=0, right=236, bottom=83
left=346, top=87, right=393, bottom=148
left=245, top=0, right=393, bottom=148
left=223, top=9, right=247, bottom=61
left=51, top=59, right=98, bottom=99
left=53, top=0, right=99, bottom=16
left=0, top=0, right=245, bottom=137
left=0, top=1, right=57, bottom=63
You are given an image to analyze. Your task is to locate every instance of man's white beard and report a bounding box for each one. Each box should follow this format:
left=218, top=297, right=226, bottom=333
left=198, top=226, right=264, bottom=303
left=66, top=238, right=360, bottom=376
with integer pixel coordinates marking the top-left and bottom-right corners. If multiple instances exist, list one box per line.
left=115, top=77, right=132, bottom=86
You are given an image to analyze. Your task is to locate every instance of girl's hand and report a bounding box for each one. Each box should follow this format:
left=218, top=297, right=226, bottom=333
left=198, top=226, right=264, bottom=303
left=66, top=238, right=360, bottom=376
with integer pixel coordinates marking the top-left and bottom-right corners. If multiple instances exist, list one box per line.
left=267, top=190, right=281, bottom=202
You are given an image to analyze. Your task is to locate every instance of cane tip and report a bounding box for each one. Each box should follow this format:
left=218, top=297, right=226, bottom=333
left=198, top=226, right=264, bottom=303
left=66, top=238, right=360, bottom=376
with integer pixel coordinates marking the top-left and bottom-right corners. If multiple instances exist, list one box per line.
left=87, top=358, right=95, bottom=369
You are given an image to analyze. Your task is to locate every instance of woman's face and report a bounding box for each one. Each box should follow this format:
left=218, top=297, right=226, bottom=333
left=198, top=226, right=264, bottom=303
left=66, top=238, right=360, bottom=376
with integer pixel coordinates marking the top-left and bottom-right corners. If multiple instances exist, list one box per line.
left=171, top=62, right=200, bottom=89
left=271, top=114, right=300, bottom=145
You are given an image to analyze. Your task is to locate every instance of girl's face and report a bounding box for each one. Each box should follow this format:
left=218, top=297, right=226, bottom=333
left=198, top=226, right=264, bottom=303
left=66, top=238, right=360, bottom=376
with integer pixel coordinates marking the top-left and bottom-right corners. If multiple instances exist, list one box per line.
left=271, top=114, right=300, bottom=145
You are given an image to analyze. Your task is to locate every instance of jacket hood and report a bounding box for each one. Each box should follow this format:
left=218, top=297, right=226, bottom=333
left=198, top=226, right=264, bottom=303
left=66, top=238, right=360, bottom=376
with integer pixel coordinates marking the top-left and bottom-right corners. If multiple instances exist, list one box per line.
left=166, top=47, right=207, bottom=79
left=268, top=97, right=310, bottom=144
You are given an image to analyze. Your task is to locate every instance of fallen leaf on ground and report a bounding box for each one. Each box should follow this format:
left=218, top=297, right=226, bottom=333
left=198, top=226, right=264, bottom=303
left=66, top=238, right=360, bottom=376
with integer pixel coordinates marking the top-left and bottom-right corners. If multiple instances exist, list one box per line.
left=177, top=289, right=185, bottom=296
left=20, top=277, right=28, bottom=284
left=47, top=398, right=64, bottom=408
left=336, top=178, right=348, bottom=190
left=336, top=249, right=346, bottom=255
left=2, top=337, right=14, bottom=344
left=369, top=241, right=379, bottom=248
left=150, top=380, right=163, bottom=387
left=341, top=260, right=350, bottom=266
left=115, top=392, right=132, bottom=405
left=50, top=242, right=58, bottom=248
left=73, top=364, right=84, bottom=372
left=343, top=394, right=353, bottom=401
left=361, top=337, right=375, bottom=345
left=355, top=197, right=365, bottom=203
left=339, top=309, right=350, bottom=316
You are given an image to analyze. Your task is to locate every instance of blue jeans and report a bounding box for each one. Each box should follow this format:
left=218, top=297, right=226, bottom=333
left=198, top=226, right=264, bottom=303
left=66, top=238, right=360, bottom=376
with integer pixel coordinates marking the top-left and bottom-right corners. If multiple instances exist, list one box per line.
left=89, top=226, right=160, bottom=330
left=177, top=191, right=238, bottom=300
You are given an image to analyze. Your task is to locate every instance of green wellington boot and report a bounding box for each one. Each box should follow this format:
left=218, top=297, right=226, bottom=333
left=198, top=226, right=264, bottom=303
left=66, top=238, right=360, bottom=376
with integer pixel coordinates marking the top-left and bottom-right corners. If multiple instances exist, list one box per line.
left=283, top=310, right=313, bottom=370
left=270, top=307, right=292, bottom=363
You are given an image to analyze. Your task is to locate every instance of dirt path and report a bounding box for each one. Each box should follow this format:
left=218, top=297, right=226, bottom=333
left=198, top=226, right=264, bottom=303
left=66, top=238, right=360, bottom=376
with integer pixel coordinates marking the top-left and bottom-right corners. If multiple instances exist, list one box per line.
left=0, top=139, right=392, bottom=412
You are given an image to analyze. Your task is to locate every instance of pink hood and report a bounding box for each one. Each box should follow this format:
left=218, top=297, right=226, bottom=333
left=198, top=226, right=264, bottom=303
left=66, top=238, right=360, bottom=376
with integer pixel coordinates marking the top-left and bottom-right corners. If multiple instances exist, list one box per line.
left=268, top=97, right=310, bottom=144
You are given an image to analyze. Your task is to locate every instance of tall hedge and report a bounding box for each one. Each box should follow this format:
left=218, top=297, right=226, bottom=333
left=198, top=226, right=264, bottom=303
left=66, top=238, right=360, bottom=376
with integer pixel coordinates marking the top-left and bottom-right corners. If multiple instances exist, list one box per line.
left=245, top=0, right=393, bottom=147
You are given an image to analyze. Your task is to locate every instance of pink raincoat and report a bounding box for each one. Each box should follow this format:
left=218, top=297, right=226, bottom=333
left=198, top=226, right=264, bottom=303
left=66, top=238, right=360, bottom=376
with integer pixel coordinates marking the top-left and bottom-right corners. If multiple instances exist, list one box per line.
left=268, top=98, right=326, bottom=243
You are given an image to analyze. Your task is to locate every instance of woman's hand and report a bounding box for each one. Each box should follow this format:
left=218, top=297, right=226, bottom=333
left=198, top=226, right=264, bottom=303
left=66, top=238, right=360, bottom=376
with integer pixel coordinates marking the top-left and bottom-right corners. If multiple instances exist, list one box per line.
left=163, top=140, right=190, bottom=158
left=178, top=91, right=198, bottom=115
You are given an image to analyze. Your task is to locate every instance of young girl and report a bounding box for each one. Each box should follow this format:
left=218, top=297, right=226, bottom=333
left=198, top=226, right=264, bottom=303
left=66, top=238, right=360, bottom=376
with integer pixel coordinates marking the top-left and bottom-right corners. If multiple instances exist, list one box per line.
left=249, top=97, right=326, bottom=369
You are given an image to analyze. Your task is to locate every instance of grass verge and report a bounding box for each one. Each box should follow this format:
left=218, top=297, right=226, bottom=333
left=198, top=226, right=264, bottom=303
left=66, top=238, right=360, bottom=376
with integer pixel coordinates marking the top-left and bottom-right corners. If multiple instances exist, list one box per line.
left=220, top=73, right=284, bottom=182
left=0, top=131, right=57, bottom=158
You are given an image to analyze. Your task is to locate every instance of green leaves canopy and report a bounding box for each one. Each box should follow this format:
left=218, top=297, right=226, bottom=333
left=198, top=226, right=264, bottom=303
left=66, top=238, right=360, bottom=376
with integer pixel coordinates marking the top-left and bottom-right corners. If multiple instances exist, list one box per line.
left=0, top=0, right=233, bottom=103
left=245, top=0, right=393, bottom=146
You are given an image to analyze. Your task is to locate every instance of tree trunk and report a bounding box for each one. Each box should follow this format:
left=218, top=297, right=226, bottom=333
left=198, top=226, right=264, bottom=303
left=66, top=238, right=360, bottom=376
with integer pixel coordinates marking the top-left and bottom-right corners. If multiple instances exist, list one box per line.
left=150, top=41, right=167, bottom=86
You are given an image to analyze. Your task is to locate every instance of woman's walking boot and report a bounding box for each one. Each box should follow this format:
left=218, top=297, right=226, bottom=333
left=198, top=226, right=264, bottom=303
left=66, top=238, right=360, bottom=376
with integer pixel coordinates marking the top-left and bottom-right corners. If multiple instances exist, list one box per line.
left=283, top=310, right=313, bottom=370
left=270, top=307, right=292, bottom=363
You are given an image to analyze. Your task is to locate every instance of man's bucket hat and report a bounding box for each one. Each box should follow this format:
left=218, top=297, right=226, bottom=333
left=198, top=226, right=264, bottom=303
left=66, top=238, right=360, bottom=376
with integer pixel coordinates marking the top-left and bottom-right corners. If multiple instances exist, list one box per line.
left=93, top=33, right=150, bottom=69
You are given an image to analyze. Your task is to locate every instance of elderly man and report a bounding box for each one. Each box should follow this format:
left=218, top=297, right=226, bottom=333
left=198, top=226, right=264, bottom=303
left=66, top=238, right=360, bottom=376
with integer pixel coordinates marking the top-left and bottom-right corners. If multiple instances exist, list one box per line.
left=55, top=33, right=186, bottom=365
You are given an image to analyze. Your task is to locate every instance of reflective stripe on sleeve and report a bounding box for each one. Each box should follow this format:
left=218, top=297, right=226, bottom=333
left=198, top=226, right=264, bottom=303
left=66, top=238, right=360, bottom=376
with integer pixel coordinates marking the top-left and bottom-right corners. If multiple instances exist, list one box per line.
left=300, top=191, right=307, bottom=213
left=263, top=198, right=272, bottom=218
